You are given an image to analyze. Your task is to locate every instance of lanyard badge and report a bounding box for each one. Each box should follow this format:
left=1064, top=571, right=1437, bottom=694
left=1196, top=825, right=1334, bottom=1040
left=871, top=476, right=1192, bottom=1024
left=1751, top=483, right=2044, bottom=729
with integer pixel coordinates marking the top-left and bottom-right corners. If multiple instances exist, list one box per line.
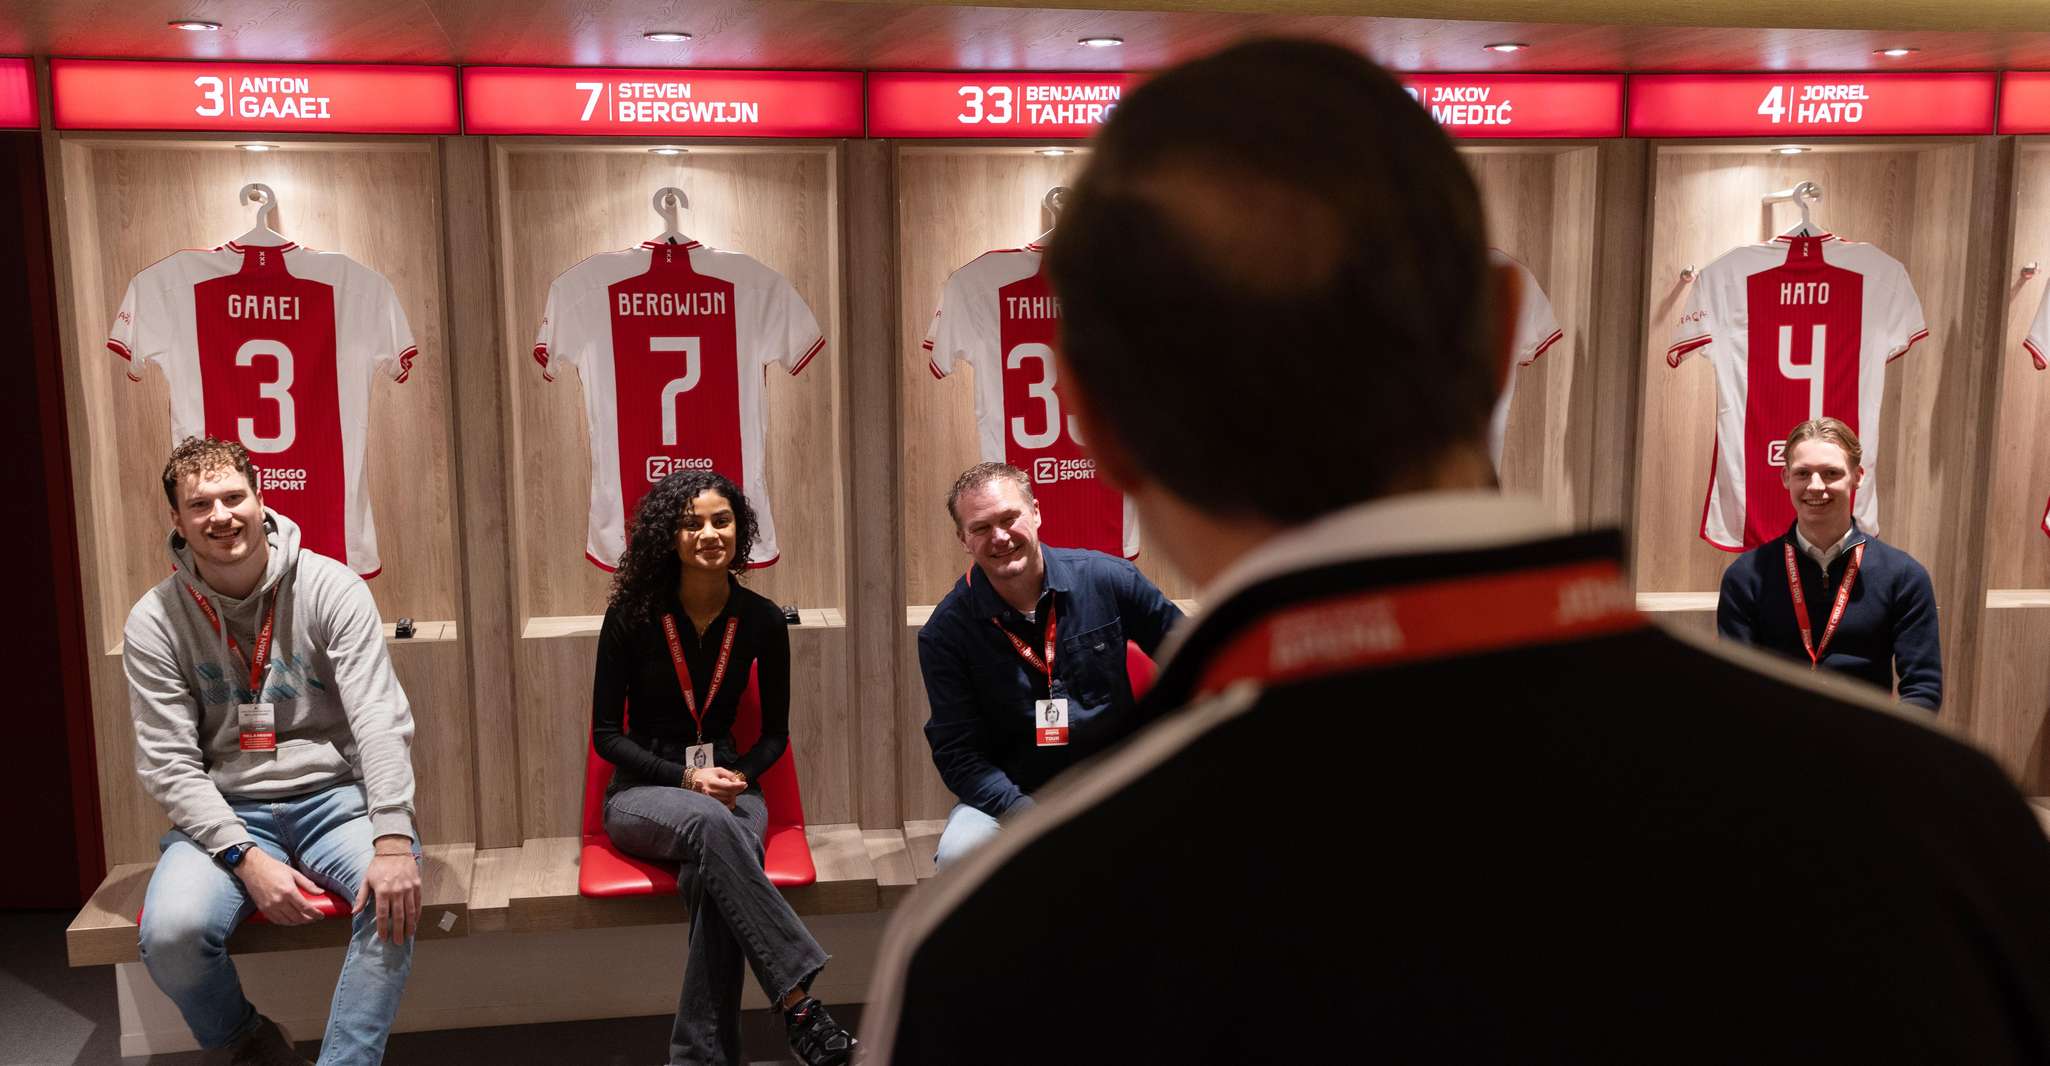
left=993, top=600, right=1068, bottom=746
left=1783, top=541, right=1864, bottom=668
left=187, top=583, right=280, bottom=753
left=662, top=614, right=740, bottom=750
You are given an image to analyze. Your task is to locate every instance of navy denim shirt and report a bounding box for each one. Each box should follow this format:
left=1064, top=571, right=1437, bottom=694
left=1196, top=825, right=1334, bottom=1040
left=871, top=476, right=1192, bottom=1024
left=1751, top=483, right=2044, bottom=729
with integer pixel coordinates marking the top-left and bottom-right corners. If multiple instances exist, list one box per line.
left=918, top=546, right=1184, bottom=818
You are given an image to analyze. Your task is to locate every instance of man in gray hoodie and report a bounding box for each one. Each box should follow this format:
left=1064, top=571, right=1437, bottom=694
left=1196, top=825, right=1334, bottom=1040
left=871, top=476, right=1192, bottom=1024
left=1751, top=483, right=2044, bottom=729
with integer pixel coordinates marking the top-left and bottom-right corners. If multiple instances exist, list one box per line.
left=125, top=436, right=420, bottom=1066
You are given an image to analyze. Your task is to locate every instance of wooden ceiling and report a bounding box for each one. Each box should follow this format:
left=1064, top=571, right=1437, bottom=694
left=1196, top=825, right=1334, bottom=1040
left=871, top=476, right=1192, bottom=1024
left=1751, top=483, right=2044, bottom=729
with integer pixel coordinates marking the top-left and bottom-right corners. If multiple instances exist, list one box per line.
left=2, top=0, right=2048, bottom=73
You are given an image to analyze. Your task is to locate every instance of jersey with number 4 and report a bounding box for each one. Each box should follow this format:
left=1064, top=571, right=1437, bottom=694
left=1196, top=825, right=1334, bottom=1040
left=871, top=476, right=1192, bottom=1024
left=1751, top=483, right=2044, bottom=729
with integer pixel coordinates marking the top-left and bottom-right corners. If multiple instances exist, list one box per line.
left=924, top=244, right=1138, bottom=559
left=1666, top=234, right=1926, bottom=551
left=534, top=240, right=824, bottom=570
left=2026, top=287, right=2050, bottom=537
left=108, top=241, right=417, bottom=577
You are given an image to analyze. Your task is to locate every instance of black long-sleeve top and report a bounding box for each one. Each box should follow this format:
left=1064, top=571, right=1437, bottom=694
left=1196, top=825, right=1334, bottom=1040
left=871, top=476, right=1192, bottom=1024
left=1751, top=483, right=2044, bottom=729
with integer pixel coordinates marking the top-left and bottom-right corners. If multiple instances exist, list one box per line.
left=591, top=578, right=791, bottom=787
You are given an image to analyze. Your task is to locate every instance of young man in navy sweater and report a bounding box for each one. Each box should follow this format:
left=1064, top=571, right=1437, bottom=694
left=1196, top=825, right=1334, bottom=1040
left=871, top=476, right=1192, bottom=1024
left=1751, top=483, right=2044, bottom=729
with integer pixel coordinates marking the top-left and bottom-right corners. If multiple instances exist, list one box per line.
left=1717, top=417, right=1942, bottom=711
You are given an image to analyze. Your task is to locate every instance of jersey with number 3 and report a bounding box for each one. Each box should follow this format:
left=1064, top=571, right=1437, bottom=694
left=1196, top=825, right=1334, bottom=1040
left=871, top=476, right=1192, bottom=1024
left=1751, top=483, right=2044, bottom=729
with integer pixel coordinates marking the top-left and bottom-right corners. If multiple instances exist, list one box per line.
left=1666, top=234, right=1926, bottom=551
left=107, top=241, right=417, bottom=577
left=924, top=244, right=1138, bottom=559
left=534, top=241, right=823, bottom=570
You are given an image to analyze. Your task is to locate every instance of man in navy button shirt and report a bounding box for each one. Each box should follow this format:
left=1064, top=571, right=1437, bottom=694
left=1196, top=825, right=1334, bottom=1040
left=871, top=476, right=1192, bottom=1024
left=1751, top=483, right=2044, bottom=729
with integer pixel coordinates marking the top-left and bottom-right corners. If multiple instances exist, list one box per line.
left=917, top=462, right=1183, bottom=870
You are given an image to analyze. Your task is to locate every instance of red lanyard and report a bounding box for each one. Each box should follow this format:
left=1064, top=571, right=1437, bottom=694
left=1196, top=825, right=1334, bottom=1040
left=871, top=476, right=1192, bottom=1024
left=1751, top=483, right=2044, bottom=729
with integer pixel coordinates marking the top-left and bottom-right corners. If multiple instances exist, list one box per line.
left=185, top=582, right=278, bottom=695
left=661, top=614, right=739, bottom=742
left=1194, top=559, right=1643, bottom=698
left=1783, top=540, right=1864, bottom=668
left=993, top=599, right=1058, bottom=697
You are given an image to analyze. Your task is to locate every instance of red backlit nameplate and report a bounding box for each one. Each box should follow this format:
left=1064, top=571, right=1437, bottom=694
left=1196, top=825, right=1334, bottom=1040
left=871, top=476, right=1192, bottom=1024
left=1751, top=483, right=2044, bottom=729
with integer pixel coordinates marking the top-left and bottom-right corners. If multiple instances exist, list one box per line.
left=868, top=72, right=1134, bottom=138
left=462, top=67, right=862, bottom=137
left=0, top=59, right=34, bottom=129
left=2000, top=72, right=2050, bottom=134
left=1628, top=72, right=1996, bottom=137
left=50, top=59, right=457, bottom=134
left=1401, top=74, right=1623, bottom=138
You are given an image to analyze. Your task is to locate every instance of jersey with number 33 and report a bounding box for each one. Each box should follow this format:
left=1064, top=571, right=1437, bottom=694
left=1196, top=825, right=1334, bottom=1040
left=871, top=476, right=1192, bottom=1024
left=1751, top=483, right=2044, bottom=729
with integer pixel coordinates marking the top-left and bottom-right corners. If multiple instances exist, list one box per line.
left=108, top=241, right=417, bottom=577
left=534, top=241, right=824, bottom=570
left=924, top=244, right=1138, bottom=559
left=1666, top=233, right=1926, bottom=551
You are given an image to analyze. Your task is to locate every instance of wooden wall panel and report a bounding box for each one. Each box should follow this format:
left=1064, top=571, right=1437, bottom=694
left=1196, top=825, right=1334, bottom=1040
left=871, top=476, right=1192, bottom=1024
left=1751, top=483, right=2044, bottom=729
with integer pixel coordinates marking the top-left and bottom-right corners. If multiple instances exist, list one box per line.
left=1970, top=603, right=2050, bottom=793
left=513, top=623, right=853, bottom=840
left=1984, top=143, right=2050, bottom=591
left=894, top=146, right=1198, bottom=608
left=60, top=138, right=459, bottom=634
left=389, top=640, right=474, bottom=844
left=493, top=143, right=845, bottom=619
left=1635, top=142, right=1980, bottom=595
left=1464, top=144, right=1601, bottom=526
left=1588, top=140, right=1653, bottom=534
left=898, top=615, right=954, bottom=822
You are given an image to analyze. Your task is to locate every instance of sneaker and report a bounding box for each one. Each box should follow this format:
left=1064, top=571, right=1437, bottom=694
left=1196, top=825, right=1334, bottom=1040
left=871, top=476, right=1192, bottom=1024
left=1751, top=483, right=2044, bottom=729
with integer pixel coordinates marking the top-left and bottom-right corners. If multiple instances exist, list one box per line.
left=224, top=1014, right=313, bottom=1066
left=784, top=997, right=857, bottom=1066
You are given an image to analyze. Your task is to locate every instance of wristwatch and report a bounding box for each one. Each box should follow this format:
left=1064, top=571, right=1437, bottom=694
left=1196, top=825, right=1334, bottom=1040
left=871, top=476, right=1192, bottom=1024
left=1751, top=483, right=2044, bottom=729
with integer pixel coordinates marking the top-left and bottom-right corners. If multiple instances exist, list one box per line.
left=216, top=842, right=254, bottom=871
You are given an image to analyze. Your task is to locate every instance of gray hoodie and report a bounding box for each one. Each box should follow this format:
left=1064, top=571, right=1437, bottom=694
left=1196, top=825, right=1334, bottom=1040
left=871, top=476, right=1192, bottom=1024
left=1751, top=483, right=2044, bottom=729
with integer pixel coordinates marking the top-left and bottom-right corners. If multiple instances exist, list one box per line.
left=123, top=508, right=417, bottom=855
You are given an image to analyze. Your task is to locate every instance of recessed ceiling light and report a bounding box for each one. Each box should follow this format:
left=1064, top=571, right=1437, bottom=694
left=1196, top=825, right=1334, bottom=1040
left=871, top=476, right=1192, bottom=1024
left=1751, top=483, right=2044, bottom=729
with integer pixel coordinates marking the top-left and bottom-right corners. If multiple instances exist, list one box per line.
left=1482, top=42, right=1527, bottom=53
left=236, top=143, right=278, bottom=152
left=1037, top=148, right=1073, bottom=157
left=1773, top=146, right=1810, bottom=155
left=1875, top=47, right=1918, bottom=58
left=169, top=19, right=221, bottom=31
left=648, top=146, right=687, bottom=156
left=1078, top=36, right=1124, bottom=48
left=643, top=31, right=693, bottom=42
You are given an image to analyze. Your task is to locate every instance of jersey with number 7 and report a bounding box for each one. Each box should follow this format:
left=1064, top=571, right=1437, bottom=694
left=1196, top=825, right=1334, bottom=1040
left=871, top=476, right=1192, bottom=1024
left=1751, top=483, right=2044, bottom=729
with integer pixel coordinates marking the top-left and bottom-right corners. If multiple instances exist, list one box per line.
left=108, top=242, right=417, bottom=577
left=534, top=241, right=824, bottom=570
left=924, top=244, right=1139, bottom=559
left=1666, top=234, right=1927, bottom=551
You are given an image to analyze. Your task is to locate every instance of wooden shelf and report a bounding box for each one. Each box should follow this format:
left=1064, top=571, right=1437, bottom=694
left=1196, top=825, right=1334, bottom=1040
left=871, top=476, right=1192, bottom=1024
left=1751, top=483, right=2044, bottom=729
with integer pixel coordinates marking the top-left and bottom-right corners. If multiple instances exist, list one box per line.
left=521, top=610, right=845, bottom=641
left=1635, top=592, right=1718, bottom=612
left=1986, top=590, right=2050, bottom=609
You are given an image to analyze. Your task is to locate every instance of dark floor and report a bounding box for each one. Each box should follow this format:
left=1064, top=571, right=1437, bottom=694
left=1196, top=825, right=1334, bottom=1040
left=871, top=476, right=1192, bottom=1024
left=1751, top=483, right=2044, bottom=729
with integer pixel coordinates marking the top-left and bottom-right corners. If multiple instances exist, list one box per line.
left=0, top=909, right=858, bottom=1066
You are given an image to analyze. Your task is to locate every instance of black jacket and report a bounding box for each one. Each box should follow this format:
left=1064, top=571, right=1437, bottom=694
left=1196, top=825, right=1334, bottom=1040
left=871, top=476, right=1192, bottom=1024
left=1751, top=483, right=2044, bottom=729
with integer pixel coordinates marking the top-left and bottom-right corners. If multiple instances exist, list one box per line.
left=1717, top=522, right=1942, bottom=711
left=870, top=521, right=2050, bottom=1064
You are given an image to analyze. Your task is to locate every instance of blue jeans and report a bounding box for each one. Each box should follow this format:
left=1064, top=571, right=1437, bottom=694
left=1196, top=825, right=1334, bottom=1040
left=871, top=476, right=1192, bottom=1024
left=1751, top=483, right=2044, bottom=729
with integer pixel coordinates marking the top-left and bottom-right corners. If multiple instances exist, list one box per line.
left=139, top=782, right=416, bottom=1065
left=934, top=803, right=1004, bottom=872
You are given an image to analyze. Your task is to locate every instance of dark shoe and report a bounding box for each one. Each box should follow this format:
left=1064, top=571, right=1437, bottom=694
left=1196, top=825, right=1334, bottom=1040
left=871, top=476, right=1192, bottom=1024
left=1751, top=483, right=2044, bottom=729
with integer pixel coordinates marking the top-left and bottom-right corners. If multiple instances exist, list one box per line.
left=785, top=997, right=857, bottom=1066
left=225, top=1015, right=313, bottom=1066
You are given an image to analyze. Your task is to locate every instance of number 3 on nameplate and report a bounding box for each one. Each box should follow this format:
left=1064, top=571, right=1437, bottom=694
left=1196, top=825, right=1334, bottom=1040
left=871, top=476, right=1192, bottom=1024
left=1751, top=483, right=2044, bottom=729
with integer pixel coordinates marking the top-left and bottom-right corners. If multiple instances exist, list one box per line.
left=236, top=339, right=296, bottom=453
left=655, top=337, right=702, bottom=447
left=1006, top=342, right=1084, bottom=449
left=1777, top=323, right=1826, bottom=420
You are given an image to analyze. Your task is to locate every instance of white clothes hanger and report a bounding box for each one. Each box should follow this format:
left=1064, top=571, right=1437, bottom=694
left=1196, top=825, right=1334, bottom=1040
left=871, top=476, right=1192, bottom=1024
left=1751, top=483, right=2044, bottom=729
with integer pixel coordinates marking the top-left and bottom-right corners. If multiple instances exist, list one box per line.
left=652, top=186, right=692, bottom=245
left=233, top=183, right=288, bottom=246
left=1764, top=181, right=1826, bottom=239
left=1031, top=185, right=1069, bottom=249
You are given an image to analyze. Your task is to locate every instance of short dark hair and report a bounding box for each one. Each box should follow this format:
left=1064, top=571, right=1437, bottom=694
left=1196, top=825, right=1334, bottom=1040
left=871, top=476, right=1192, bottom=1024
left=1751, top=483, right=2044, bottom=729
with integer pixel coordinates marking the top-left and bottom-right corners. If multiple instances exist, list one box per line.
left=161, top=436, right=262, bottom=510
left=946, top=462, right=1035, bottom=529
left=1045, top=39, right=1493, bottom=524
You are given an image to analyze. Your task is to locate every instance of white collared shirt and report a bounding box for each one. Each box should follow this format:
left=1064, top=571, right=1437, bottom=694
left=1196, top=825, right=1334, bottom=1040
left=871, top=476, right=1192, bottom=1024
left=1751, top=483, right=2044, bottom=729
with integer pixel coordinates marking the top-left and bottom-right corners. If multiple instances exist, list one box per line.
left=1794, top=526, right=1857, bottom=571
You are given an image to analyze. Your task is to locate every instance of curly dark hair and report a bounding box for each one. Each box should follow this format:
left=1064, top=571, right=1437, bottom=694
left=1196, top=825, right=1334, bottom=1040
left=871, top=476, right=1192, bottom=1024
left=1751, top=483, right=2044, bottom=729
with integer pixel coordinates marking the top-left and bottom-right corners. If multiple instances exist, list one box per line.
left=607, top=470, right=759, bottom=627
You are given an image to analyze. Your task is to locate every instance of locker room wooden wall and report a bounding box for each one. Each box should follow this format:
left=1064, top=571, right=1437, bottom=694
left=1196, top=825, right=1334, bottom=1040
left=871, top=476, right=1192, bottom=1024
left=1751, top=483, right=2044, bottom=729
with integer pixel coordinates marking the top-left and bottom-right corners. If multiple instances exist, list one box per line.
left=487, top=140, right=858, bottom=839
left=45, top=134, right=474, bottom=864
left=1970, top=138, right=2050, bottom=792
left=44, top=124, right=2050, bottom=874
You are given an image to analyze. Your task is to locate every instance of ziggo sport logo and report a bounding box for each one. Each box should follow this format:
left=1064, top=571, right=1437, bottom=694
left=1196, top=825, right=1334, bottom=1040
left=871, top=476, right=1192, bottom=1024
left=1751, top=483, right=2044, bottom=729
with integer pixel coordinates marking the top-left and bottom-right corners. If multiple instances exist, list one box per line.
left=646, top=456, right=715, bottom=482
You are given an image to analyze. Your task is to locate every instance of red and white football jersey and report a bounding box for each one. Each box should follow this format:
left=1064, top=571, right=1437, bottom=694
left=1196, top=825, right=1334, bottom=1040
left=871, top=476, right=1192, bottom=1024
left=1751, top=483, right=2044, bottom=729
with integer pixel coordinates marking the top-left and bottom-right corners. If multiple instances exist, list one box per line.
left=534, top=240, right=823, bottom=570
left=1487, top=250, right=1566, bottom=472
left=108, top=241, right=417, bottom=577
left=1667, top=234, right=1927, bottom=551
left=2025, top=286, right=2050, bottom=537
left=923, top=243, right=1138, bottom=559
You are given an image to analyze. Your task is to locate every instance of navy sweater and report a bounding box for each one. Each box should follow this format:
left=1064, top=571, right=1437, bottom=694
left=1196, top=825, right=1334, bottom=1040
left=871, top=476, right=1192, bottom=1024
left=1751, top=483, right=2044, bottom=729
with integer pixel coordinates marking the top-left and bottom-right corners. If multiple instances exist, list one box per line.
left=1717, top=523, right=1941, bottom=711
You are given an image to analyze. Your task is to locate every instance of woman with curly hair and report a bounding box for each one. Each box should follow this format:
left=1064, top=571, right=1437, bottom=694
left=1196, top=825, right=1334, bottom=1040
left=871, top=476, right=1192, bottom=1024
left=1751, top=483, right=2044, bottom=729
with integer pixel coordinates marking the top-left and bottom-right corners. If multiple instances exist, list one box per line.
left=591, top=470, right=856, bottom=1066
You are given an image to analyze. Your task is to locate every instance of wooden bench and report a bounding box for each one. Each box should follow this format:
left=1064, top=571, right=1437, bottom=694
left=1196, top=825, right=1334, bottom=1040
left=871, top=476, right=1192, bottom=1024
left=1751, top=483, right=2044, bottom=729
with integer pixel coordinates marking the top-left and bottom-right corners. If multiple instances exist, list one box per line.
left=66, top=844, right=477, bottom=967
